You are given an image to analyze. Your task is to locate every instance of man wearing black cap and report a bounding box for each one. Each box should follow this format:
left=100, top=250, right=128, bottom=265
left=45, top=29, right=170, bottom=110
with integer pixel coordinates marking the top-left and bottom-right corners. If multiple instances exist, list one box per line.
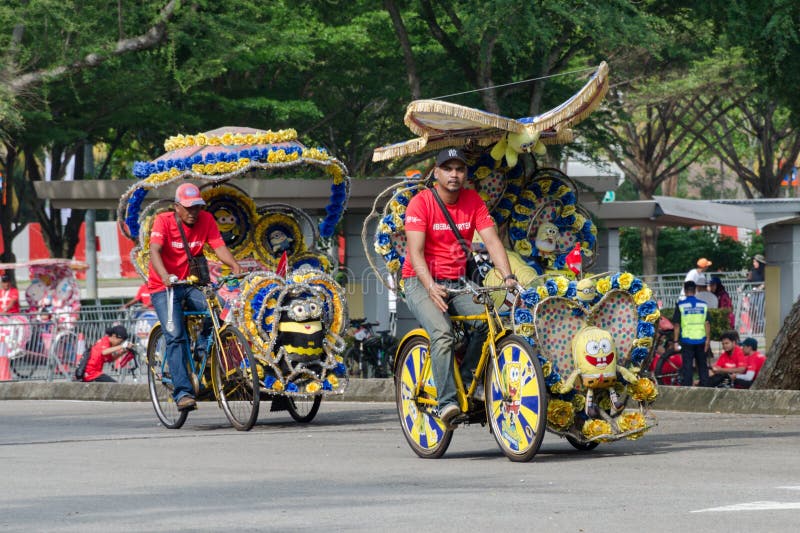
left=79, top=325, right=134, bottom=382
left=403, top=148, right=517, bottom=427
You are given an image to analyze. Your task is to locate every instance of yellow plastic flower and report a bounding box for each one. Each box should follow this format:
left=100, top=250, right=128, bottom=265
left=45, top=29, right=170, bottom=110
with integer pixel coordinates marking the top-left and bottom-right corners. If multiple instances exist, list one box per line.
left=572, top=213, right=586, bottom=231
left=374, top=241, right=393, bottom=255
left=475, top=166, right=492, bottom=180
left=541, top=360, right=552, bottom=376
left=327, top=375, right=339, bottom=388
left=514, top=240, right=533, bottom=257
left=536, top=285, right=549, bottom=299
left=514, top=204, right=533, bottom=216
left=618, top=272, right=634, bottom=290
left=555, top=276, right=569, bottom=295
left=555, top=185, right=571, bottom=198
left=245, top=134, right=256, bottom=144
left=571, top=393, right=586, bottom=411
left=538, top=179, right=552, bottom=195
left=628, top=377, right=658, bottom=402
left=596, top=277, right=611, bottom=294
left=633, top=337, right=653, bottom=348
left=387, top=259, right=401, bottom=273
left=516, top=323, right=534, bottom=337
left=582, top=419, right=613, bottom=442
left=271, top=379, right=285, bottom=392
left=196, top=133, right=208, bottom=146
left=479, top=191, right=491, bottom=203
left=560, top=204, right=576, bottom=218
left=306, top=381, right=321, bottom=394
left=645, top=310, right=661, bottom=323
left=633, top=286, right=652, bottom=305
left=208, top=135, right=221, bottom=146
left=547, top=399, right=575, bottom=430
left=618, top=411, right=647, bottom=439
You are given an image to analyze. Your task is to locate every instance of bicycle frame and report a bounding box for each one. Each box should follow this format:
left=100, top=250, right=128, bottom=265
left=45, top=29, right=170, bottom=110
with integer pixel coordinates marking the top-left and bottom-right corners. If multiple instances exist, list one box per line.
left=397, top=285, right=513, bottom=414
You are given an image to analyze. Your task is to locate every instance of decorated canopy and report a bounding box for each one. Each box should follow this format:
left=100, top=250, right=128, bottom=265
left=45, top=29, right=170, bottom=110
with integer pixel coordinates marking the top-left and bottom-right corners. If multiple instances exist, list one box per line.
left=117, top=126, right=351, bottom=242
left=372, top=62, right=608, bottom=161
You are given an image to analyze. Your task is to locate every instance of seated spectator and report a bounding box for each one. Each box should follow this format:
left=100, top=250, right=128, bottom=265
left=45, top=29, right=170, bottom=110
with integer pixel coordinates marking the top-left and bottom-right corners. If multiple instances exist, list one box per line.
left=707, top=330, right=746, bottom=387
left=709, top=276, right=734, bottom=328
left=0, top=273, right=21, bottom=314
left=121, top=283, right=153, bottom=310
left=734, top=337, right=766, bottom=389
left=82, top=325, right=134, bottom=383
left=694, top=275, right=719, bottom=309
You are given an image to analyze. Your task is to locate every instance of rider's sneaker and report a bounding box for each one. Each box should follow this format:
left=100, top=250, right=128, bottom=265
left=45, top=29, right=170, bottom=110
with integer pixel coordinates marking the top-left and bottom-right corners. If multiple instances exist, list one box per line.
left=437, top=403, right=460, bottom=429
left=176, top=395, right=197, bottom=411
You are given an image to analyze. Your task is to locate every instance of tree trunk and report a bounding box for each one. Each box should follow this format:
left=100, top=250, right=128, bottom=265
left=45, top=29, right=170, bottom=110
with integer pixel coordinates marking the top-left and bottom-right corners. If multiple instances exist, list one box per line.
left=752, top=297, right=800, bottom=390
left=640, top=225, right=658, bottom=277
left=383, top=0, right=421, bottom=100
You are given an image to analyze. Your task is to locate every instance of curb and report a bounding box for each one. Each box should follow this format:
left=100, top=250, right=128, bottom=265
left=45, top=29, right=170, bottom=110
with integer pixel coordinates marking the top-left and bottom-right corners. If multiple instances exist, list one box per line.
left=0, top=380, right=798, bottom=415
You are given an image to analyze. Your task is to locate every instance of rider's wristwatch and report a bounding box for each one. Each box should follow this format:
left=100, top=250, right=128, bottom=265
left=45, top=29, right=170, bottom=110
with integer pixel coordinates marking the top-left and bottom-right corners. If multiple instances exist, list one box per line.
left=504, top=274, right=517, bottom=282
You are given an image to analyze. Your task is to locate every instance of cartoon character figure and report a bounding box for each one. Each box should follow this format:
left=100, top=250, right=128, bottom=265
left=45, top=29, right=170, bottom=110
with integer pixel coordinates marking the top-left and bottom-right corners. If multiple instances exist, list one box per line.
left=562, top=326, right=638, bottom=417
left=489, top=129, right=547, bottom=167
left=269, top=228, right=294, bottom=254
left=275, top=296, right=325, bottom=363
left=534, top=222, right=560, bottom=260
left=214, top=208, right=240, bottom=246
left=499, top=361, right=525, bottom=450
left=575, top=278, right=597, bottom=303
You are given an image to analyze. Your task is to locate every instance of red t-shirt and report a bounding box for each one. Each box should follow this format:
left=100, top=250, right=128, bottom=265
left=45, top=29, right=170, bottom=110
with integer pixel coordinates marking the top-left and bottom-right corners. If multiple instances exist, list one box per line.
left=0, top=287, right=20, bottom=313
left=134, top=284, right=152, bottom=307
left=744, top=351, right=766, bottom=377
left=713, top=345, right=746, bottom=370
left=401, top=187, right=494, bottom=280
left=147, top=210, right=224, bottom=292
left=84, top=336, right=114, bottom=382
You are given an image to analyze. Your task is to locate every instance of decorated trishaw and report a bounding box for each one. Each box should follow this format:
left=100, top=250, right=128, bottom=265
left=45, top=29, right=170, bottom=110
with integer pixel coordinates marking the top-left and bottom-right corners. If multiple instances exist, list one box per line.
left=118, top=127, right=350, bottom=424
left=364, top=62, right=661, bottom=452
left=0, top=259, right=85, bottom=380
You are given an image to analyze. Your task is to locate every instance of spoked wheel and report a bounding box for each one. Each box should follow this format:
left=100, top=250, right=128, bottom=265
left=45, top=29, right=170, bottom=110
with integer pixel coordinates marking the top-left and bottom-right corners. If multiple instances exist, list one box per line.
left=146, top=324, right=188, bottom=429
left=287, top=395, right=322, bottom=423
left=48, top=331, right=78, bottom=381
left=11, top=352, right=43, bottom=379
left=395, top=335, right=453, bottom=459
left=485, top=335, right=547, bottom=462
left=566, top=435, right=600, bottom=451
left=213, top=326, right=260, bottom=431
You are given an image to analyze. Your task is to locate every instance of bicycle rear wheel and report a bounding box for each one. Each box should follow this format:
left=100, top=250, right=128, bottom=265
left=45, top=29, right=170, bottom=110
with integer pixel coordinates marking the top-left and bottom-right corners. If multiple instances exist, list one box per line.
left=287, top=395, right=322, bottom=423
left=395, top=335, right=453, bottom=459
left=48, top=331, right=78, bottom=381
left=146, top=324, right=188, bottom=429
left=213, top=326, right=260, bottom=431
left=485, top=335, right=547, bottom=462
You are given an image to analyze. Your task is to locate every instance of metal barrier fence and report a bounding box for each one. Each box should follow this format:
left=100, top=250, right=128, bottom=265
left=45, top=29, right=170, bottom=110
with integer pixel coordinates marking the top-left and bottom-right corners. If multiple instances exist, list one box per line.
left=641, top=272, right=765, bottom=339
left=0, top=305, right=156, bottom=383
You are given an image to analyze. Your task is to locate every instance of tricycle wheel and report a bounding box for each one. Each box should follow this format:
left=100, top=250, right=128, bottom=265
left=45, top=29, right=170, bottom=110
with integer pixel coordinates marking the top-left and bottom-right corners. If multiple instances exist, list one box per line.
left=287, top=395, right=322, bottom=423
left=395, top=335, right=453, bottom=459
left=485, top=335, right=546, bottom=462
left=146, top=324, right=188, bottom=429
left=213, top=326, right=260, bottom=431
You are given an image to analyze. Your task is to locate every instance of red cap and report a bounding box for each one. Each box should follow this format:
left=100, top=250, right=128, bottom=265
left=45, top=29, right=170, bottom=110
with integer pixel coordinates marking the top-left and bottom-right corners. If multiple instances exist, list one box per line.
left=175, top=183, right=206, bottom=207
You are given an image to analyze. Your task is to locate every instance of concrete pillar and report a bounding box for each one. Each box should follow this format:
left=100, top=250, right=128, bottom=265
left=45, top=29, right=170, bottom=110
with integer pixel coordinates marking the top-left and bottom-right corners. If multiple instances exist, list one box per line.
left=762, top=224, right=800, bottom=331
left=85, top=209, right=97, bottom=301
left=592, top=227, right=620, bottom=273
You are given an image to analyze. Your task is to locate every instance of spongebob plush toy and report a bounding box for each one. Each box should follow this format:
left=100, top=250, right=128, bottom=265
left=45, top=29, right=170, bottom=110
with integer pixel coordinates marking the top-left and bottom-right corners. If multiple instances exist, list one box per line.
left=490, top=129, right=546, bottom=168
left=561, top=326, right=638, bottom=417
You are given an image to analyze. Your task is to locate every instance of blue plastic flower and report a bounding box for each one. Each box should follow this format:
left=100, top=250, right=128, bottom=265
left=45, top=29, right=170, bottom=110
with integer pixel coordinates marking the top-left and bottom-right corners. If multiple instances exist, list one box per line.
left=638, top=300, right=658, bottom=318
left=629, top=278, right=643, bottom=294
left=637, top=322, right=655, bottom=338
left=285, top=382, right=299, bottom=393
left=631, top=347, right=649, bottom=365
left=322, top=380, right=333, bottom=391
left=509, top=227, right=527, bottom=242
left=545, top=279, right=559, bottom=296
left=334, top=362, right=347, bottom=377
left=520, top=288, right=540, bottom=306
left=514, top=308, right=533, bottom=324
left=565, top=281, right=577, bottom=299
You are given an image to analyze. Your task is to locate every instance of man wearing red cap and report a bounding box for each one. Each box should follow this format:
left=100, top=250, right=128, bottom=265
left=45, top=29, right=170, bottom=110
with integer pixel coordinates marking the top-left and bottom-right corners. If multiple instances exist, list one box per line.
left=148, top=182, right=242, bottom=411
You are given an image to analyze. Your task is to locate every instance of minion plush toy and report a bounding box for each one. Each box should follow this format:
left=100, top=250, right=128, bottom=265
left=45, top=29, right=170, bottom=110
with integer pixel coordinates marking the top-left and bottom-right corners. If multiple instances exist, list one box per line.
left=275, top=296, right=325, bottom=364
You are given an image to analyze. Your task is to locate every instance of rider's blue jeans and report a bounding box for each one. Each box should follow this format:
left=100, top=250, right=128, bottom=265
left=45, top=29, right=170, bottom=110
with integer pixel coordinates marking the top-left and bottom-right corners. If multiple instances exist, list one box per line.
left=403, top=277, right=488, bottom=410
left=151, top=285, right=211, bottom=401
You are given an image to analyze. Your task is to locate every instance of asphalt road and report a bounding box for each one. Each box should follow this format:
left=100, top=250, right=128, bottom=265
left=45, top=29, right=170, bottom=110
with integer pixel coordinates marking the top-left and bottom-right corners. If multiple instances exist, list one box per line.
left=1, top=401, right=799, bottom=533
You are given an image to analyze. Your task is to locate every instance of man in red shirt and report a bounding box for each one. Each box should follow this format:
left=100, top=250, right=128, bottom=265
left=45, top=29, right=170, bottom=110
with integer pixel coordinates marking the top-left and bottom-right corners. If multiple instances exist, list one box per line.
left=121, top=283, right=153, bottom=310
left=0, top=273, right=21, bottom=314
left=734, top=337, right=766, bottom=389
left=82, top=325, right=134, bottom=382
left=707, top=330, right=747, bottom=387
left=149, top=183, right=242, bottom=411
left=403, top=148, right=516, bottom=427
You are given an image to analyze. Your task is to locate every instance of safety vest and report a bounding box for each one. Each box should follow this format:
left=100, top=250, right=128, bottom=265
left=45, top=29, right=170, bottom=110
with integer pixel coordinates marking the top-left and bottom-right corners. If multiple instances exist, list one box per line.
left=677, top=296, right=708, bottom=344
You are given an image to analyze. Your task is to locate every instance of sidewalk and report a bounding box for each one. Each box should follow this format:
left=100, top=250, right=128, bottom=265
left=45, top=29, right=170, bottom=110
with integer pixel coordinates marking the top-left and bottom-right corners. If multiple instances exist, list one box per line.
left=0, top=380, right=798, bottom=415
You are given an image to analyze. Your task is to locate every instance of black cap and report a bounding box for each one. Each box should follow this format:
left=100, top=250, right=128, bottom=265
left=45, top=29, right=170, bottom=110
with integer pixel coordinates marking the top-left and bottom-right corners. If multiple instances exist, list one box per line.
left=741, top=337, right=758, bottom=350
left=435, top=148, right=467, bottom=167
left=0, top=273, right=10, bottom=282
left=106, top=325, right=129, bottom=340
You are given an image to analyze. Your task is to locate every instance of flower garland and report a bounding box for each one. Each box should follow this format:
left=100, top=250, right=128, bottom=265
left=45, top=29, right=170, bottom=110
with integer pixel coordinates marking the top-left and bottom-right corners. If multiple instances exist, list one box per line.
left=373, top=182, right=424, bottom=274
left=163, top=129, right=298, bottom=152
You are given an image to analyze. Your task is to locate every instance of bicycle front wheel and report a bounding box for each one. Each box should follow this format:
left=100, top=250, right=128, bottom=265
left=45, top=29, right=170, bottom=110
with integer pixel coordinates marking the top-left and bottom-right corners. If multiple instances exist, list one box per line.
left=146, top=324, right=187, bottom=429
left=395, top=335, right=453, bottom=459
left=287, top=395, right=322, bottom=423
left=485, top=335, right=547, bottom=462
left=48, top=331, right=78, bottom=381
left=213, top=326, right=260, bottom=431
